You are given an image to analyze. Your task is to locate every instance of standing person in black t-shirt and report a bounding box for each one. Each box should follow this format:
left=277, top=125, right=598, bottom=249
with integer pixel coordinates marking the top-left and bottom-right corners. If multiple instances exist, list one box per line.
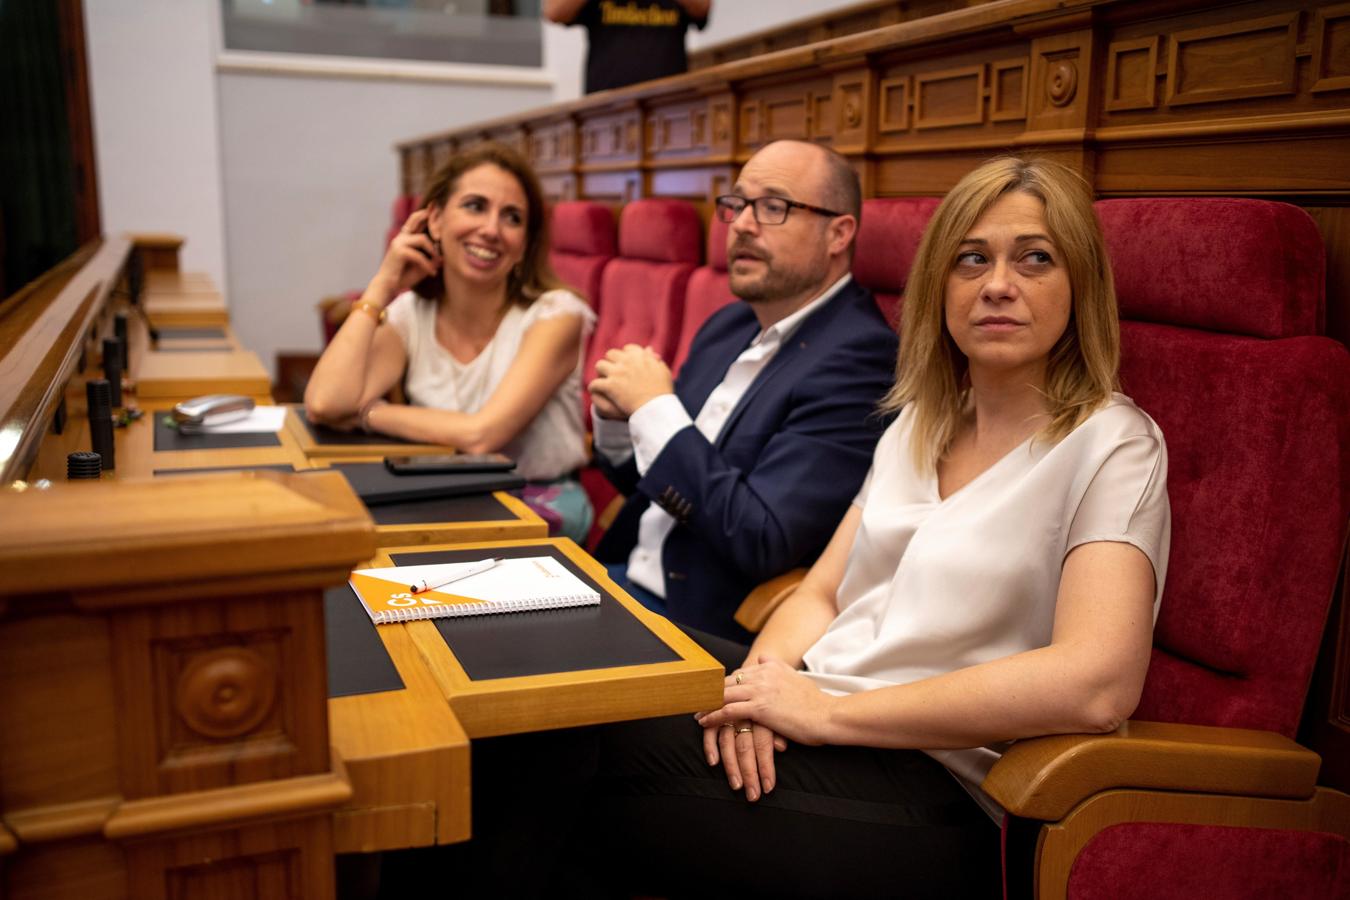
left=544, top=0, right=710, bottom=94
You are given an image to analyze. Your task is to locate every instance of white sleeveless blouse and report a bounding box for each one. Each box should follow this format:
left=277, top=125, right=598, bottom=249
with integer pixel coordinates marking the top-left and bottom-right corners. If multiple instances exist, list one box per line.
left=385, top=289, right=595, bottom=481
left=802, top=394, right=1171, bottom=820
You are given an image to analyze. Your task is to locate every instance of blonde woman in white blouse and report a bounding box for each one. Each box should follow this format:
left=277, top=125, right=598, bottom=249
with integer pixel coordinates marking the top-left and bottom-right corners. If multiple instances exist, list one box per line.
left=305, top=145, right=595, bottom=540
left=579, top=157, right=1170, bottom=899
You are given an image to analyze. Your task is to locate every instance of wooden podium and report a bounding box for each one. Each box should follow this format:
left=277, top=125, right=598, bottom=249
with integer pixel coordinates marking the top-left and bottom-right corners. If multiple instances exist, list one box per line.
left=0, top=472, right=375, bottom=899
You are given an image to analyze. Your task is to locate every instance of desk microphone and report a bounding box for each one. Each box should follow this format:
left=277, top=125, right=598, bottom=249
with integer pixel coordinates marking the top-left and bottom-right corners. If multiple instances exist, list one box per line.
left=102, top=338, right=123, bottom=407
left=86, top=379, right=116, bottom=472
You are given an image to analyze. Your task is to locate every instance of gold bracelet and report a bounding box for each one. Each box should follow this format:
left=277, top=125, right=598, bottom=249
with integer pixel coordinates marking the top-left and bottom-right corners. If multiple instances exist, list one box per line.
left=352, top=300, right=386, bottom=324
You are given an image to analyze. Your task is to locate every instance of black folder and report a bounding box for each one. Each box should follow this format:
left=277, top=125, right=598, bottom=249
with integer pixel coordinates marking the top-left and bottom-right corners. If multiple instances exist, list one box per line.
left=331, top=461, right=525, bottom=506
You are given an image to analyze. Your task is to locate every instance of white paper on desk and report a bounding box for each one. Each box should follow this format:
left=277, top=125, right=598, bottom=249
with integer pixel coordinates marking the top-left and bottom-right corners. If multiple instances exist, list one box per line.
left=194, top=405, right=288, bottom=434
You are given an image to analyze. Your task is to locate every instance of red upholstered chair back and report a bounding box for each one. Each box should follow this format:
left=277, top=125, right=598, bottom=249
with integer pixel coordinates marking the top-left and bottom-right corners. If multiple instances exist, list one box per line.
left=549, top=201, right=617, bottom=311
left=585, top=199, right=702, bottom=389
left=852, top=198, right=941, bottom=327
left=385, top=194, right=421, bottom=249
left=1098, top=198, right=1350, bottom=739
left=673, top=215, right=735, bottom=376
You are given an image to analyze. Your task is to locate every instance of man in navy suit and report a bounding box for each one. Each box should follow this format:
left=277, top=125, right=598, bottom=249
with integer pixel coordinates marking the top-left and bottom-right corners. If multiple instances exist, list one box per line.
left=589, top=140, right=898, bottom=641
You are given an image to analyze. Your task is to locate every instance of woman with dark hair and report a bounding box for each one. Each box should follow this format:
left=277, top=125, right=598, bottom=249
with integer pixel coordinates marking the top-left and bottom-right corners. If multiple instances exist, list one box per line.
left=305, top=144, right=594, bottom=539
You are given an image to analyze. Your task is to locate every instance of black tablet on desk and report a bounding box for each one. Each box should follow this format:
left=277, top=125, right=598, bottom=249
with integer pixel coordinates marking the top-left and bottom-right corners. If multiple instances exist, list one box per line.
left=330, top=461, right=525, bottom=506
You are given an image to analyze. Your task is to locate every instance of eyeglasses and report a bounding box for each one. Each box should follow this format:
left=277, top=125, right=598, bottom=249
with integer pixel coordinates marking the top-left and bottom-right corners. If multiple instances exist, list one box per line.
left=714, top=194, right=843, bottom=226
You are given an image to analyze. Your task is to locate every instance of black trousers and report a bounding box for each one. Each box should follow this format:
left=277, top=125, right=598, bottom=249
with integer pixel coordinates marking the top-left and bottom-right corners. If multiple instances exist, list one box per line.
left=377, top=629, right=1002, bottom=900
left=586, top=629, right=1002, bottom=900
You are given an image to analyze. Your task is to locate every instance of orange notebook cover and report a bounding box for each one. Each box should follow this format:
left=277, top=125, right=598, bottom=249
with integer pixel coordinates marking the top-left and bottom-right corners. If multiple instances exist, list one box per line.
left=348, top=557, right=600, bottom=624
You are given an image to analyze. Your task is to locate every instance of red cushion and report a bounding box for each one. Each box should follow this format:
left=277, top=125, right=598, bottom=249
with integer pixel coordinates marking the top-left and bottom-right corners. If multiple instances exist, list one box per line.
left=1067, top=822, right=1350, bottom=900
left=385, top=194, right=419, bottom=249
left=551, top=201, right=617, bottom=256
left=551, top=252, right=610, bottom=310
left=674, top=268, right=735, bottom=376
left=549, top=202, right=617, bottom=310
left=1097, top=198, right=1325, bottom=338
left=852, top=198, right=940, bottom=328
left=671, top=216, right=735, bottom=375
left=706, top=212, right=730, bottom=272
left=617, top=199, right=703, bottom=264
left=1121, top=324, right=1350, bottom=736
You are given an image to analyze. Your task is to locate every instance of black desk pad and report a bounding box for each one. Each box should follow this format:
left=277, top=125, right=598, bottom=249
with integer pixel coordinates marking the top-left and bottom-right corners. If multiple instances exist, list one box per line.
left=157, top=327, right=227, bottom=339
left=390, top=545, right=680, bottom=681
left=153, top=416, right=282, bottom=451
left=295, top=409, right=416, bottom=447
left=154, top=463, right=298, bottom=477
left=333, top=462, right=525, bottom=507
left=325, top=585, right=405, bottom=698
left=366, top=491, right=515, bottom=526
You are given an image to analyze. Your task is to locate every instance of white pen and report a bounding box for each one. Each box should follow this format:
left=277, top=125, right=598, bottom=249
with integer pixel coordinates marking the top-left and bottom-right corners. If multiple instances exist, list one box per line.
left=410, top=557, right=503, bottom=595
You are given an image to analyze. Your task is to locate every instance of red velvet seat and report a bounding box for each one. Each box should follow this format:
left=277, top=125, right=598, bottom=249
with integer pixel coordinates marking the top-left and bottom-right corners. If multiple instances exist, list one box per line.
left=385, top=193, right=420, bottom=249
left=584, top=198, right=701, bottom=388
left=549, top=201, right=617, bottom=311
left=851, top=197, right=940, bottom=327
left=985, top=198, right=1350, bottom=899
left=579, top=199, right=701, bottom=549
left=672, top=215, right=734, bottom=376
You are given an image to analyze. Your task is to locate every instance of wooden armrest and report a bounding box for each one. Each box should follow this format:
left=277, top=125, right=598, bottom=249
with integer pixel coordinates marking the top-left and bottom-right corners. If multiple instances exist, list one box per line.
left=734, top=568, right=808, bottom=633
left=597, top=495, right=624, bottom=532
left=982, top=719, right=1321, bottom=821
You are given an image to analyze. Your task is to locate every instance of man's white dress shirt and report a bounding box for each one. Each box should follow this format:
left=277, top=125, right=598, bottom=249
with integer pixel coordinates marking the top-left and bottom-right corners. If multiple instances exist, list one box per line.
left=592, top=275, right=852, bottom=597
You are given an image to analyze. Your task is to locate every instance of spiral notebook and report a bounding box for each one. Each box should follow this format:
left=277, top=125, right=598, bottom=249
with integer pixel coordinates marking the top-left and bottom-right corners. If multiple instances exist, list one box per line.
left=348, top=556, right=601, bottom=624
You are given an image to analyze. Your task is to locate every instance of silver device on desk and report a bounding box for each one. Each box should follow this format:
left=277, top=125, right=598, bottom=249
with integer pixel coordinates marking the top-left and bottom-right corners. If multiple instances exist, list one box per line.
left=171, top=395, right=255, bottom=432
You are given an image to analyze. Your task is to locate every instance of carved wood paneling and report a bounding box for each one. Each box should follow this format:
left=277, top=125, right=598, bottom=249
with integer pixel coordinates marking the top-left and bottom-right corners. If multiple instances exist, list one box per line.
left=647, top=98, right=712, bottom=164
left=578, top=108, right=642, bottom=166
left=1027, top=29, right=1094, bottom=135
left=737, top=76, right=834, bottom=153
left=990, top=58, right=1028, bottom=122
left=1164, top=12, right=1300, bottom=107
left=878, top=75, right=912, bottom=133
left=914, top=64, right=985, bottom=130
left=1106, top=36, right=1160, bottom=113
left=0, top=612, right=120, bottom=812
left=531, top=120, right=577, bottom=173
left=110, top=591, right=330, bottom=799
left=124, top=817, right=334, bottom=900
left=832, top=67, right=875, bottom=152
left=580, top=170, right=641, bottom=206
left=1311, top=3, right=1350, bottom=93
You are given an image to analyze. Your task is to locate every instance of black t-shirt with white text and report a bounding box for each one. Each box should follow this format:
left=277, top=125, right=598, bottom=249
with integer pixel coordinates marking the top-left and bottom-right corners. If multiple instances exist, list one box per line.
left=575, top=0, right=708, bottom=94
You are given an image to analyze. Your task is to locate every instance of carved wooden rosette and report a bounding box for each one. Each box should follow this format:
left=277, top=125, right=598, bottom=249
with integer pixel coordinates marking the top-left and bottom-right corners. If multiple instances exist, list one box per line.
left=0, top=472, right=375, bottom=899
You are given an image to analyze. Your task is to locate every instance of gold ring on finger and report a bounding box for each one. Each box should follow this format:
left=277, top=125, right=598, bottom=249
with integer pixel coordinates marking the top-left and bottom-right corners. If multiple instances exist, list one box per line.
left=736, top=726, right=753, bottom=734
left=734, top=671, right=744, bottom=684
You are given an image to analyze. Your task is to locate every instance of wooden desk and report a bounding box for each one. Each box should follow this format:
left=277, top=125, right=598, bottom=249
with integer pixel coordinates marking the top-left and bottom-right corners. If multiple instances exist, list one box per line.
left=328, top=622, right=471, bottom=853
left=285, top=404, right=455, bottom=459
left=130, top=404, right=309, bottom=478
left=308, top=457, right=547, bottom=547
left=135, top=350, right=271, bottom=402
left=143, top=292, right=229, bottom=329
left=374, top=538, right=724, bottom=739
left=144, top=271, right=220, bottom=294
left=0, top=472, right=377, bottom=899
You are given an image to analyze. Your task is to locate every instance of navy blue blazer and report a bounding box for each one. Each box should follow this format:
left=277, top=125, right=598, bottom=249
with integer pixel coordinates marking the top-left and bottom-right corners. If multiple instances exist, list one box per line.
left=595, top=279, right=898, bottom=641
